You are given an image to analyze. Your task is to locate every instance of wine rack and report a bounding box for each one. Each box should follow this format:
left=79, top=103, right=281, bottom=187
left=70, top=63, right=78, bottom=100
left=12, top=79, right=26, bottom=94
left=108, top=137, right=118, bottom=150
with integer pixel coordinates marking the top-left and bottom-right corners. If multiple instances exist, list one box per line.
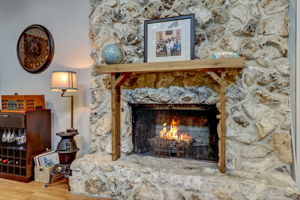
left=0, top=146, right=26, bottom=176
left=0, top=110, right=51, bottom=182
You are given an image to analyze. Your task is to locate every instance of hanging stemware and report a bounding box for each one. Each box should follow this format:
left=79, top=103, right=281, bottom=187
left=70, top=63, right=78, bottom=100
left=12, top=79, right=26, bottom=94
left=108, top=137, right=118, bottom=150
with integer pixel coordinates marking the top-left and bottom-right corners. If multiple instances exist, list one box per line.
left=7, top=128, right=12, bottom=143
left=2, top=128, right=7, bottom=143
left=16, top=129, right=22, bottom=145
left=11, top=129, right=16, bottom=143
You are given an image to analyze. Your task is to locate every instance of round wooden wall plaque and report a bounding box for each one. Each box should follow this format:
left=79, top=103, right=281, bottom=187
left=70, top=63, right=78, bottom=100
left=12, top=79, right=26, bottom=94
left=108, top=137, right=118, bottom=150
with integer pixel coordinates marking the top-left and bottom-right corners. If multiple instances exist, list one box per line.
left=17, top=24, right=54, bottom=74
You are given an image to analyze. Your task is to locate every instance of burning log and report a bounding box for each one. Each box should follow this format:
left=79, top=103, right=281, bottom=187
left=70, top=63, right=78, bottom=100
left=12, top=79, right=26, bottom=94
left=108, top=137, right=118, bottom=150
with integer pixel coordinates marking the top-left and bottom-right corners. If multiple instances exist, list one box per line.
left=147, top=117, right=194, bottom=158
left=149, top=137, right=192, bottom=158
left=159, top=117, right=193, bottom=143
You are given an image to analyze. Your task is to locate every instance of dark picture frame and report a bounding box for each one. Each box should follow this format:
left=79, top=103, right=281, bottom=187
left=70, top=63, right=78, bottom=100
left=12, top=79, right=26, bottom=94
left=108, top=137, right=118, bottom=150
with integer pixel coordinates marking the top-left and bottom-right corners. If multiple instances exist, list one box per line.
left=144, top=14, right=195, bottom=63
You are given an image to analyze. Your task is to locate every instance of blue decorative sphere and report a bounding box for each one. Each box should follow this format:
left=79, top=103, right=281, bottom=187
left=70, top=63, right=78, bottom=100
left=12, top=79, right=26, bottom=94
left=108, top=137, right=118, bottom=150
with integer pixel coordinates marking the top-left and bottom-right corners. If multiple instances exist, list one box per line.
left=102, top=44, right=124, bottom=64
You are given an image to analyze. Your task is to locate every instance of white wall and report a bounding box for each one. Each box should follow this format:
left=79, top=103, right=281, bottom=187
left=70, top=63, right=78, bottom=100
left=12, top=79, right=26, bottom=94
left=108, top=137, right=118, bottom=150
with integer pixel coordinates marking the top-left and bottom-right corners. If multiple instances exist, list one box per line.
left=0, top=0, right=93, bottom=156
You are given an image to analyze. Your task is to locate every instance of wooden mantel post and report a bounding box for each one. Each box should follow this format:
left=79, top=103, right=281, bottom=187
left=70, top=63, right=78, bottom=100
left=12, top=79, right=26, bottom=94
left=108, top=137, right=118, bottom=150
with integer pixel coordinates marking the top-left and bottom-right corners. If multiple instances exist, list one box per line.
left=111, top=73, right=121, bottom=161
left=220, top=71, right=227, bottom=173
left=206, top=70, right=227, bottom=173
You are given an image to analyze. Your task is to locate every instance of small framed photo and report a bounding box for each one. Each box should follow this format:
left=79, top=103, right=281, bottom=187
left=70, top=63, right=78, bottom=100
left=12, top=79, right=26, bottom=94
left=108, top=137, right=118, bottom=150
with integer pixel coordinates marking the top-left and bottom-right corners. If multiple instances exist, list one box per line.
left=35, top=151, right=59, bottom=167
left=144, top=14, right=195, bottom=63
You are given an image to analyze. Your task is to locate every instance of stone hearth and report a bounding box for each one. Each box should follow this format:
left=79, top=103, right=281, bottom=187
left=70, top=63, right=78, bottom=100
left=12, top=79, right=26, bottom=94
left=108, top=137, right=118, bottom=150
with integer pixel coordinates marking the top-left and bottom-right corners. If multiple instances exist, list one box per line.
left=70, top=0, right=300, bottom=199
left=71, top=154, right=299, bottom=200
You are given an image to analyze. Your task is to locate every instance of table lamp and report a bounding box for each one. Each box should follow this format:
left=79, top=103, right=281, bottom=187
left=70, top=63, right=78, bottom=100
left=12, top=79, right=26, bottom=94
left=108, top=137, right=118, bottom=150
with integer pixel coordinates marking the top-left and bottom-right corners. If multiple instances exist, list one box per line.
left=50, top=71, right=79, bottom=164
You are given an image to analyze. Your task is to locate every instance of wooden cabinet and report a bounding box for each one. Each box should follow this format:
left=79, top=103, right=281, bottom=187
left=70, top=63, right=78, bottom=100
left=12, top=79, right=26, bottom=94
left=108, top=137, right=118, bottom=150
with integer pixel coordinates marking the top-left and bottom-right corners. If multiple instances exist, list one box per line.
left=0, top=110, right=51, bottom=182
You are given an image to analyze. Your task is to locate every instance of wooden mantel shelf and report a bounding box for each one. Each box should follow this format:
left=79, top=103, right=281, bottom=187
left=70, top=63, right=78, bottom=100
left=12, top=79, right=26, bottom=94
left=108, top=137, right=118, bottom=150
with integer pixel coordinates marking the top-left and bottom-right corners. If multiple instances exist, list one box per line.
left=95, top=57, right=245, bottom=73
left=103, top=57, right=245, bottom=174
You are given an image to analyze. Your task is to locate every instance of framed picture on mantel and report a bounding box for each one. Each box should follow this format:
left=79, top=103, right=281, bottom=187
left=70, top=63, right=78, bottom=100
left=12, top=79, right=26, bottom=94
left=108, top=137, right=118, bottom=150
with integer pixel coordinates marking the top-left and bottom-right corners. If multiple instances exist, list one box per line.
left=144, top=14, right=195, bottom=63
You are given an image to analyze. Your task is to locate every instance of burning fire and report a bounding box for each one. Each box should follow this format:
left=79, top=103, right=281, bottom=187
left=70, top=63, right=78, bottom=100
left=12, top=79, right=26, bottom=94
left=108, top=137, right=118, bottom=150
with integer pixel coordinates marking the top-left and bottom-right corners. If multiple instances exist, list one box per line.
left=159, top=117, right=193, bottom=143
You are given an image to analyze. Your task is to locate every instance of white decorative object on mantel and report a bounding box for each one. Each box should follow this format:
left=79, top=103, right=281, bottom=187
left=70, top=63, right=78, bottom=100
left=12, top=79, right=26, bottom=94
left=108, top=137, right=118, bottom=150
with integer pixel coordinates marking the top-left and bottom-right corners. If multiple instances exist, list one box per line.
left=211, top=52, right=240, bottom=59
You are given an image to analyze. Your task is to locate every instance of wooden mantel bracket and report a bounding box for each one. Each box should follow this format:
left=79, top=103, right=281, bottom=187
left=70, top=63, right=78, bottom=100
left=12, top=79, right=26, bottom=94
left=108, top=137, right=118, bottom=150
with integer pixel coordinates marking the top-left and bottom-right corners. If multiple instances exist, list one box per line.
left=107, top=58, right=244, bottom=173
left=114, top=73, right=132, bottom=88
left=206, top=71, right=221, bottom=84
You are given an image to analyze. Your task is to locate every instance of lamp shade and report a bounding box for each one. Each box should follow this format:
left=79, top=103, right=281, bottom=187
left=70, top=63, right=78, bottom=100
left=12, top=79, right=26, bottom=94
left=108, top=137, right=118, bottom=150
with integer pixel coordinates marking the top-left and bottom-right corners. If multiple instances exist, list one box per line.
left=50, top=71, right=78, bottom=92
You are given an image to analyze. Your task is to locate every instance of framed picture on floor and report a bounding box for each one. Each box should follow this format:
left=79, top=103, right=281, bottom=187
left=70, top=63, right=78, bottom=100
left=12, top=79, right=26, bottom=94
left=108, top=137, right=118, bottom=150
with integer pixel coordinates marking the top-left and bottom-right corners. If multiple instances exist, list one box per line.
left=144, top=14, right=195, bottom=63
left=34, top=151, right=59, bottom=167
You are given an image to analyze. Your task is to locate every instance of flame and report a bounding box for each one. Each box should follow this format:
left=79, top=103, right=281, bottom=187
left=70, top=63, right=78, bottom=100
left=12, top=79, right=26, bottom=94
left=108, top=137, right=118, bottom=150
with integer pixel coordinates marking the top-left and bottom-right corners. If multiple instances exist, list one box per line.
left=159, top=117, right=193, bottom=143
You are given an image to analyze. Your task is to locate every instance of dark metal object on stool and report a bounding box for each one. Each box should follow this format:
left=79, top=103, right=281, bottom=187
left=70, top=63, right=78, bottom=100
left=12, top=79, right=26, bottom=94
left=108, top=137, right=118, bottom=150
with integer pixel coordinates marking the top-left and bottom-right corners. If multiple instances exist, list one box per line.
left=56, top=129, right=80, bottom=164
left=45, top=129, right=79, bottom=190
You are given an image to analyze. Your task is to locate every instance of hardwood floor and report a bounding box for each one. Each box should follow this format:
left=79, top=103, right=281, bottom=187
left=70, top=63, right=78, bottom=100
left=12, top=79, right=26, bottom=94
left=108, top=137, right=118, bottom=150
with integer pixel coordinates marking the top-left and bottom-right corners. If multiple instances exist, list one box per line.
left=0, top=178, right=112, bottom=200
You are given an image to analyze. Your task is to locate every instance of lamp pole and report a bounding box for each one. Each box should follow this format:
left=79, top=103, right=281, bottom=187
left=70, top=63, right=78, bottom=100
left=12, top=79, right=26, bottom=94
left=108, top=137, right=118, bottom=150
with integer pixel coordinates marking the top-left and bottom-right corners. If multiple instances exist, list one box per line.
left=61, top=89, right=75, bottom=131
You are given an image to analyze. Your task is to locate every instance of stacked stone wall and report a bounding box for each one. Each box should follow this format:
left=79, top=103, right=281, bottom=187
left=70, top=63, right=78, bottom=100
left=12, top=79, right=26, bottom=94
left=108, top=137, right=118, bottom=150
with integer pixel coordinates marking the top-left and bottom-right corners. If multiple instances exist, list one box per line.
left=69, top=1, right=300, bottom=198
left=89, top=0, right=292, bottom=173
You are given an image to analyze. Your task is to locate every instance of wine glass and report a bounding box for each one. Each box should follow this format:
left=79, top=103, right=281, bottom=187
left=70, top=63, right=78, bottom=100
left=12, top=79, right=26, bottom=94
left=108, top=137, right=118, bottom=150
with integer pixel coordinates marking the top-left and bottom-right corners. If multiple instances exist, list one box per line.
left=11, top=129, right=16, bottom=143
left=16, top=129, right=22, bottom=145
left=6, top=128, right=12, bottom=143
left=21, top=130, right=26, bottom=144
left=2, top=128, right=7, bottom=142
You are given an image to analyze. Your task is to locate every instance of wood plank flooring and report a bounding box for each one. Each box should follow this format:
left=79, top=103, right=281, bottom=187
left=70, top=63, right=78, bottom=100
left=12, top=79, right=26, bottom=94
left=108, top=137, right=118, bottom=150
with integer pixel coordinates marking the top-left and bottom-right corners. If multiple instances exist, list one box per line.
left=0, top=178, right=112, bottom=200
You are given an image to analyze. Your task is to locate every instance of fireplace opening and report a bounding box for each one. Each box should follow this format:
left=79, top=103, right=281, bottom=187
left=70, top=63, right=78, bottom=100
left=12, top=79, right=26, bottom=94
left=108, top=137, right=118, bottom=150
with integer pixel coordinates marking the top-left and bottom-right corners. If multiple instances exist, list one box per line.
left=131, top=104, right=219, bottom=162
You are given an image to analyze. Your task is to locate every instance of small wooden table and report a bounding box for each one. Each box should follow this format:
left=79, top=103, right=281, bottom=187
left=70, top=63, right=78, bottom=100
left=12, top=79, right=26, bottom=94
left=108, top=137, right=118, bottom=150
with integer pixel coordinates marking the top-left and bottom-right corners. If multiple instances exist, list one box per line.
left=45, top=164, right=72, bottom=191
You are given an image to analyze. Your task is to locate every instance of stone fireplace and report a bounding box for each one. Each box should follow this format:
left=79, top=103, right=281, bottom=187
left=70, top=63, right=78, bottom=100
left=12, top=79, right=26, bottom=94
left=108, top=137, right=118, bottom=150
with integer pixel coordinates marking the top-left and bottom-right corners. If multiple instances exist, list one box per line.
left=70, top=0, right=300, bottom=199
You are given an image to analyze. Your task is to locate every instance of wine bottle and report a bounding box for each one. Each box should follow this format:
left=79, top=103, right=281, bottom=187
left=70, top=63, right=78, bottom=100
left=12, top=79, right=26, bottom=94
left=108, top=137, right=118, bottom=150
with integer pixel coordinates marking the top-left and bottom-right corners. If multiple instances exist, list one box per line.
left=7, top=160, right=13, bottom=165
left=2, top=159, right=8, bottom=164
left=15, top=161, right=20, bottom=165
